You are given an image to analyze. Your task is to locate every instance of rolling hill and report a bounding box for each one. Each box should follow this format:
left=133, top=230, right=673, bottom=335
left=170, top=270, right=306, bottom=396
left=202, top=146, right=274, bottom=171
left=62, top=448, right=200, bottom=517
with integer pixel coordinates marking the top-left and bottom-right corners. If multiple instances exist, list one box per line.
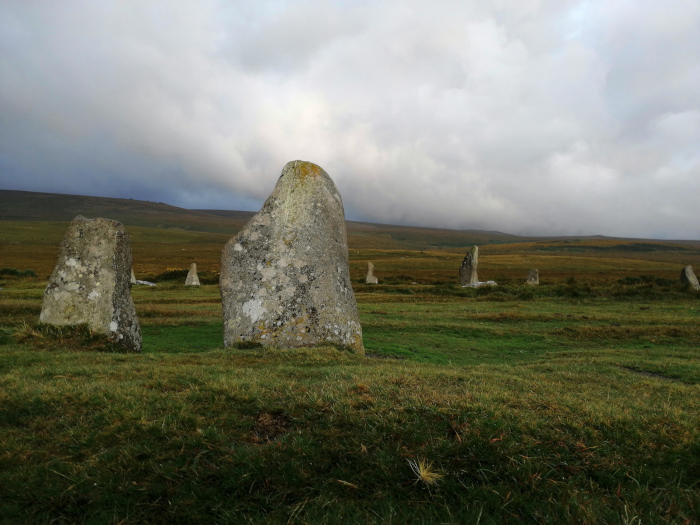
left=2, top=189, right=699, bottom=254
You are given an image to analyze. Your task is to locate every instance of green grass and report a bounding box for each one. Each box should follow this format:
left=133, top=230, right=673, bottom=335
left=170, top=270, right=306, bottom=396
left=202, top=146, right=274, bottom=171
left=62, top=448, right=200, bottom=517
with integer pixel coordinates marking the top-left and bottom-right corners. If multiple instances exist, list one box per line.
left=1, top=275, right=699, bottom=523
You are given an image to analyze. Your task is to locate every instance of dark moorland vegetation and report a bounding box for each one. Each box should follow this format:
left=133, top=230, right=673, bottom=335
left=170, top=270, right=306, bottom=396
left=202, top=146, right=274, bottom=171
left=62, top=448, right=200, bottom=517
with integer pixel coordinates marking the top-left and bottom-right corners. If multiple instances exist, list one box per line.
left=0, top=193, right=699, bottom=523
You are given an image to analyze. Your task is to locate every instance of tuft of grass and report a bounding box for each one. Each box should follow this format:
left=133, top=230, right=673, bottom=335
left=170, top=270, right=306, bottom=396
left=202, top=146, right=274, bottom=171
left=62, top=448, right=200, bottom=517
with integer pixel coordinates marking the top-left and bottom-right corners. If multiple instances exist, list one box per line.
left=408, top=457, right=444, bottom=486
left=12, top=322, right=130, bottom=353
left=0, top=267, right=37, bottom=278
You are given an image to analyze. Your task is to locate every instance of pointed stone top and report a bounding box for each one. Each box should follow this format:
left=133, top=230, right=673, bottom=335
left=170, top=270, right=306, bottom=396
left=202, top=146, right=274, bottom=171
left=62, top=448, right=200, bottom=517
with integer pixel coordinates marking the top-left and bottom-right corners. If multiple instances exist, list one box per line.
left=185, top=262, right=200, bottom=286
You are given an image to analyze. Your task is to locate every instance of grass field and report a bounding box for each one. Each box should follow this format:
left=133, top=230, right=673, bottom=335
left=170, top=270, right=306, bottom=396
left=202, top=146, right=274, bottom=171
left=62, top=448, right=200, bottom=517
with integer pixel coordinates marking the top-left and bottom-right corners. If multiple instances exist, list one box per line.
left=1, top=215, right=700, bottom=523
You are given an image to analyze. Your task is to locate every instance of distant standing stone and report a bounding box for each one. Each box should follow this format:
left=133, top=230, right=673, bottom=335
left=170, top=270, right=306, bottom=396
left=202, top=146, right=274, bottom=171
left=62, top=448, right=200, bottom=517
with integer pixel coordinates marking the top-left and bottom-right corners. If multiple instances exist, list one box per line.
left=39, top=216, right=142, bottom=352
left=130, top=268, right=137, bottom=285
left=680, top=265, right=700, bottom=290
left=366, top=262, right=378, bottom=284
left=526, top=269, right=539, bottom=286
left=220, top=160, right=364, bottom=353
left=459, top=246, right=479, bottom=286
left=185, top=263, right=200, bottom=286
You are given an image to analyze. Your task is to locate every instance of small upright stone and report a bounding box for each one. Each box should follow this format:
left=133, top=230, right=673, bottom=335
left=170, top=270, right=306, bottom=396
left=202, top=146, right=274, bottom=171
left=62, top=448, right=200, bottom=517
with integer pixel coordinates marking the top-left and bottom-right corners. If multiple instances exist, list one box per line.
left=220, top=160, right=364, bottom=353
left=185, top=263, right=200, bottom=286
left=39, top=216, right=142, bottom=352
left=680, top=265, right=700, bottom=290
left=130, top=268, right=137, bottom=285
left=366, top=262, right=378, bottom=284
left=526, top=269, right=539, bottom=286
left=459, top=246, right=479, bottom=286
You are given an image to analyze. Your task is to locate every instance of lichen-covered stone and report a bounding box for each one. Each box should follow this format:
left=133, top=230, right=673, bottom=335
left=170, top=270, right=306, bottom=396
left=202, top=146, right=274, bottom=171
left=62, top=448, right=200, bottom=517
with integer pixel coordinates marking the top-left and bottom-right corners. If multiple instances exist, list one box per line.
left=459, top=246, right=479, bottom=286
left=220, top=160, right=363, bottom=353
left=185, top=263, right=200, bottom=286
left=526, top=269, right=539, bottom=286
left=366, top=262, right=378, bottom=284
left=680, top=265, right=700, bottom=290
left=39, top=216, right=142, bottom=352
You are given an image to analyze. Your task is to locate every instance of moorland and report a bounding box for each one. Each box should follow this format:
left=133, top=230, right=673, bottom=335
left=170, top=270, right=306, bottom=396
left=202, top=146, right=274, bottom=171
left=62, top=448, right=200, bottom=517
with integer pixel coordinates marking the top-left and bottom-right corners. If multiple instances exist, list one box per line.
left=1, top=190, right=699, bottom=523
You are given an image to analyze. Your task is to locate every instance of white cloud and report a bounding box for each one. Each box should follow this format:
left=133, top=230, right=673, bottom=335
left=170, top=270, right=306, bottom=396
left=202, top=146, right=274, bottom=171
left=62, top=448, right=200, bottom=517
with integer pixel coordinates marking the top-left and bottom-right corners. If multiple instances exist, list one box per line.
left=0, top=0, right=699, bottom=238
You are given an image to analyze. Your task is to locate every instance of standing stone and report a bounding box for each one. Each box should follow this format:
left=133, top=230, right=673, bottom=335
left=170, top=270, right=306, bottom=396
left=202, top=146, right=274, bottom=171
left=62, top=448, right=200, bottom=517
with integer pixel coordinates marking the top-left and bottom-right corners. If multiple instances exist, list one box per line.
left=459, top=246, right=479, bottom=286
left=680, top=265, right=700, bottom=290
left=185, top=263, right=200, bottom=286
left=526, top=269, right=539, bottom=286
left=220, top=160, right=363, bottom=353
left=130, top=268, right=137, bottom=285
left=366, top=262, right=378, bottom=284
left=39, top=216, right=142, bottom=352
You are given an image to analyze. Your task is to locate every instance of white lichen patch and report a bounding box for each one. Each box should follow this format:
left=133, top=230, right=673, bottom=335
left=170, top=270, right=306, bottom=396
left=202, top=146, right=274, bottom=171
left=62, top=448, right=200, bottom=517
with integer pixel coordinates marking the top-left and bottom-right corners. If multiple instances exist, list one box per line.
left=109, top=321, right=118, bottom=332
left=242, top=299, right=265, bottom=323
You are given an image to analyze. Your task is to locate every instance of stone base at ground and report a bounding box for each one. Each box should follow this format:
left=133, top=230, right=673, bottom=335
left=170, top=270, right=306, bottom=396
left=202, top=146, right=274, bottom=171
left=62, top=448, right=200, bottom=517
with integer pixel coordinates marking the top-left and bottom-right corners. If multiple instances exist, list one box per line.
left=461, top=281, right=497, bottom=288
left=40, top=216, right=142, bottom=352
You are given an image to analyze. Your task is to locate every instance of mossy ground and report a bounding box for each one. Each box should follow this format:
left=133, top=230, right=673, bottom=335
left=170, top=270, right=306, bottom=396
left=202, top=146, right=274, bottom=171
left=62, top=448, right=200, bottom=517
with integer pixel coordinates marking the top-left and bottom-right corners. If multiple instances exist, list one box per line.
left=1, top=256, right=699, bottom=523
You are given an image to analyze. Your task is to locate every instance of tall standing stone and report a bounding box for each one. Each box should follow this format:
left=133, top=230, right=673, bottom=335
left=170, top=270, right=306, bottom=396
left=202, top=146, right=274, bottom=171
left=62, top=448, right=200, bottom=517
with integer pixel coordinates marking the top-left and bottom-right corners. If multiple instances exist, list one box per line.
left=39, top=216, right=142, bottom=352
left=459, top=246, right=479, bottom=286
left=130, top=268, right=137, bottom=285
left=185, top=263, right=200, bottom=286
left=526, top=269, right=539, bottom=286
left=366, top=262, right=378, bottom=284
left=220, top=160, right=364, bottom=353
left=680, top=265, right=700, bottom=290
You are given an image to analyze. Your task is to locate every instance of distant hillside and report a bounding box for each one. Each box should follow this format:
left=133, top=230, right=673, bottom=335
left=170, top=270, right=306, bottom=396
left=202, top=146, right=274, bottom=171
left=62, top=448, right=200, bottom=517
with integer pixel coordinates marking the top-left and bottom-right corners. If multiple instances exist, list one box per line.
left=3, top=190, right=698, bottom=252
left=0, top=190, right=247, bottom=234
left=0, top=190, right=528, bottom=250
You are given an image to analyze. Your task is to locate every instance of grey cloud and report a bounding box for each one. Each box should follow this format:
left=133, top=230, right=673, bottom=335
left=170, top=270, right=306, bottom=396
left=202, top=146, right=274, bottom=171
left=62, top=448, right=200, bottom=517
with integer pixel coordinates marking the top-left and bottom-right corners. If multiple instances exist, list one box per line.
left=1, top=0, right=698, bottom=239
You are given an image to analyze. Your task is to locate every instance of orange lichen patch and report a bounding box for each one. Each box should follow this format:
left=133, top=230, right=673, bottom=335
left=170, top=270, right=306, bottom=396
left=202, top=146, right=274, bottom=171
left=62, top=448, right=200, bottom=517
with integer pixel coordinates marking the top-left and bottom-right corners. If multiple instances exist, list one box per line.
left=295, top=162, right=323, bottom=179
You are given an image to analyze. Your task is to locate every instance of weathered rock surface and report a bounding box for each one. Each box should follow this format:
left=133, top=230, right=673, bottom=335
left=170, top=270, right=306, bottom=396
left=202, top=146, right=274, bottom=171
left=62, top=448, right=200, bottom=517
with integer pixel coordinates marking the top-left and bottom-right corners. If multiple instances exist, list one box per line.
left=185, top=263, right=200, bottom=286
left=459, top=246, right=479, bottom=286
left=526, top=269, right=539, bottom=286
left=680, top=265, right=700, bottom=290
left=220, top=160, right=364, bottom=353
left=366, top=262, right=378, bottom=284
left=39, top=216, right=142, bottom=352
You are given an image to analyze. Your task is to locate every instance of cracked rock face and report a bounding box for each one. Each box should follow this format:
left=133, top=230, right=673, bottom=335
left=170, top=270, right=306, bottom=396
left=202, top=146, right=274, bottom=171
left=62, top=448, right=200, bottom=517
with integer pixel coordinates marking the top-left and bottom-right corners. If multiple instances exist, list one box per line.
left=220, top=160, right=364, bottom=353
left=40, top=216, right=142, bottom=352
left=680, top=265, right=700, bottom=290
left=185, top=263, right=200, bottom=286
left=459, top=246, right=479, bottom=286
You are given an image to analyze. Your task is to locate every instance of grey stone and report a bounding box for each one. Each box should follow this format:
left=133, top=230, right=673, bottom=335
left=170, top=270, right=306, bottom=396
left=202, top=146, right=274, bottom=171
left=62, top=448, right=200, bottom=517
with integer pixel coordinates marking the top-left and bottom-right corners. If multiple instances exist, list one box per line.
left=130, top=268, right=137, bottom=285
left=526, top=269, right=539, bottom=285
left=220, top=160, right=364, bottom=353
left=366, top=262, right=378, bottom=284
left=185, top=263, right=200, bottom=286
left=459, top=246, right=479, bottom=286
left=135, top=280, right=156, bottom=287
left=680, top=265, right=700, bottom=290
left=39, top=216, right=142, bottom=352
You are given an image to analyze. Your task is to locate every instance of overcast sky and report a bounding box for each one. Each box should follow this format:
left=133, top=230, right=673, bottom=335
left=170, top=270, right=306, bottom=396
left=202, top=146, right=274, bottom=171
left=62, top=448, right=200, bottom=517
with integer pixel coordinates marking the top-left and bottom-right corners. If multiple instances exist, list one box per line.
left=1, top=1, right=699, bottom=239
